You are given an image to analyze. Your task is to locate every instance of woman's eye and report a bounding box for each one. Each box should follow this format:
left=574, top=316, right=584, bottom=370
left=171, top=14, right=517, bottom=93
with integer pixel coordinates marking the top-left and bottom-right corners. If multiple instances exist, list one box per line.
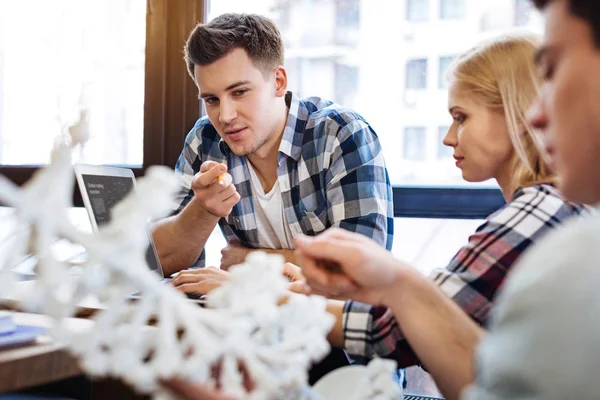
left=453, top=114, right=466, bottom=124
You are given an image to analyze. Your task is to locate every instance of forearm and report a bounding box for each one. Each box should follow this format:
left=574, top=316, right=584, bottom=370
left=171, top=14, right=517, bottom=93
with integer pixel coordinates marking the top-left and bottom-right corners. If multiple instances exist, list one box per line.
left=325, top=300, right=345, bottom=348
left=152, top=198, right=220, bottom=276
left=384, top=268, right=485, bottom=400
left=260, top=248, right=300, bottom=265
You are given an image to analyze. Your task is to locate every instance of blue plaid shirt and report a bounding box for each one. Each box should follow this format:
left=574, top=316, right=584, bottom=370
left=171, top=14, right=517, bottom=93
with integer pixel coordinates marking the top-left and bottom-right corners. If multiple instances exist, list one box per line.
left=173, top=91, right=394, bottom=267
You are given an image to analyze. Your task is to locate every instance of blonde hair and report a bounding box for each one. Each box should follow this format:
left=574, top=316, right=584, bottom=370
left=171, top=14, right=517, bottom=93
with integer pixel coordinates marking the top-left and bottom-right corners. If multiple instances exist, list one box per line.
left=448, top=33, right=554, bottom=194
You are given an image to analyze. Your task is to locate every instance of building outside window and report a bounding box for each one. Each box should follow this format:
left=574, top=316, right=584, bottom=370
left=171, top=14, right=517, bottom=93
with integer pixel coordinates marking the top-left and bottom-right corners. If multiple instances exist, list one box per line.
left=404, top=127, right=427, bottom=161
left=440, top=0, right=465, bottom=19
left=437, top=126, right=453, bottom=159
left=406, top=58, right=428, bottom=90
left=406, top=0, right=429, bottom=22
left=438, top=55, right=456, bottom=89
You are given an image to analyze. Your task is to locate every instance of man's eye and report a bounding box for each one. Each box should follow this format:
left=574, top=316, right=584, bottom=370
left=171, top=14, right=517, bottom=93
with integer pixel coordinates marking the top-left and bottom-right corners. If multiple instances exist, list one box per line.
left=233, top=89, right=248, bottom=96
left=205, top=97, right=218, bottom=105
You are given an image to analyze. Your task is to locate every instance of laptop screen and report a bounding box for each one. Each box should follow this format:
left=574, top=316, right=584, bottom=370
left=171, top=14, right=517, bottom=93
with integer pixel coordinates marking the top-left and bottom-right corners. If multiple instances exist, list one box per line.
left=79, top=173, right=162, bottom=275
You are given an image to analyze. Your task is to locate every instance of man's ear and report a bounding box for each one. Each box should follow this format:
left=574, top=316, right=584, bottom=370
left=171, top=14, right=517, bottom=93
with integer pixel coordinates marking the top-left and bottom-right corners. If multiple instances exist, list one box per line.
left=274, top=66, right=288, bottom=97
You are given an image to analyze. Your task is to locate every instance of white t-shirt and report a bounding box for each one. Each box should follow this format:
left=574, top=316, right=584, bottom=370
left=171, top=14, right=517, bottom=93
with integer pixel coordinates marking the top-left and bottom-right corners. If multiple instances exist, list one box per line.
left=247, top=162, right=294, bottom=249
left=462, top=210, right=600, bottom=400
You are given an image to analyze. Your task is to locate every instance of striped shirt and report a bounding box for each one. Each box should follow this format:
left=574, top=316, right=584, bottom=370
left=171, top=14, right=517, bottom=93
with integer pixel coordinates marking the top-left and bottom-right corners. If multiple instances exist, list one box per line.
left=173, top=91, right=394, bottom=267
left=342, top=183, right=589, bottom=367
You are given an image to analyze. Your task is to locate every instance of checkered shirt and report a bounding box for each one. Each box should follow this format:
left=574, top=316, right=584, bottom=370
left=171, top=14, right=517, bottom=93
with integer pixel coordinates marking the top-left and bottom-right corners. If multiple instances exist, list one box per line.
left=342, top=183, right=590, bottom=367
left=173, top=91, right=394, bottom=267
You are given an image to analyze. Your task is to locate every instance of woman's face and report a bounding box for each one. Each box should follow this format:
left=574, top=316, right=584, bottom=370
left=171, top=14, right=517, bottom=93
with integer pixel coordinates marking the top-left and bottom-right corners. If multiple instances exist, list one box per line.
left=443, top=84, right=515, bottom=185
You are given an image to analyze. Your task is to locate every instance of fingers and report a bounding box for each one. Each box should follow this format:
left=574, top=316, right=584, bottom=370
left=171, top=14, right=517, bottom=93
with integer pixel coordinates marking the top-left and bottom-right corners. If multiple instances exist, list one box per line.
left=171, top=268, right=222, bottom=287
left=194, top=162, right=228, bottom=187
left=212, top=182, right=239, bottom=203
left=175, top=282, right=216, bottom=295
left=294, top=234, right=358, bottom=267
left=282, top=262, right=303, bottom=282
left=288, top=280, right=308, bottom=294
left=304, top=274, right=357, bottom=298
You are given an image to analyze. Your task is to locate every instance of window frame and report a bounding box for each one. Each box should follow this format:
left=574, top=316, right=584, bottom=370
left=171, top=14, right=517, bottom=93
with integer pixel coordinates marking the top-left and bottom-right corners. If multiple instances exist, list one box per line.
left=0, top=0, right=204, bottom=190
left=2, top=0, right=505, bottom=220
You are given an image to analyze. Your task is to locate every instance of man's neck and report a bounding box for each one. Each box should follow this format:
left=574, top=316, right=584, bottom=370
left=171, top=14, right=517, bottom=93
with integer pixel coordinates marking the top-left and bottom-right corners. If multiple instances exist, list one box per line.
left=247, top=99, right=289, bottom=193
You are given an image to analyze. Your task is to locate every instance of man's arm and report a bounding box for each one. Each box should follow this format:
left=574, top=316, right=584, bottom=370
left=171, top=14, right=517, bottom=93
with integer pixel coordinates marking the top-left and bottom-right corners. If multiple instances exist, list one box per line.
left=325, top=120, right=394, bottom=250
left=152, top=197, right=220, bottom=276
left=220, top=244, right=299, bottom=270
left=384, top=267, right=484, bottom=400
left=295, top=231, right=485, bottom=400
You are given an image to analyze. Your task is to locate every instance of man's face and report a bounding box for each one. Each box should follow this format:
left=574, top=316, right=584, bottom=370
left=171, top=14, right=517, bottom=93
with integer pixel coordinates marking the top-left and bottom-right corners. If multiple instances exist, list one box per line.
left=194, top=48, right=287, bottom=157
left=529, top=0, right=600, bottom=205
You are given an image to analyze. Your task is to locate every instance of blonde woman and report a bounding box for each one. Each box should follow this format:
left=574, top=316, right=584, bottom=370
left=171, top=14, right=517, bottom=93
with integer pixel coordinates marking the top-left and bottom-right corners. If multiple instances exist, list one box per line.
left=289, top=33, right=590, bottom=393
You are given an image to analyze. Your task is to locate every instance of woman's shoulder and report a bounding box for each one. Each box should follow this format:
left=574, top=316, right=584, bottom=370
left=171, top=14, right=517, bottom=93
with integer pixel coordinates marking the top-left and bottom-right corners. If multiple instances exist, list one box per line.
left=486, top=183, right=590, bottom=229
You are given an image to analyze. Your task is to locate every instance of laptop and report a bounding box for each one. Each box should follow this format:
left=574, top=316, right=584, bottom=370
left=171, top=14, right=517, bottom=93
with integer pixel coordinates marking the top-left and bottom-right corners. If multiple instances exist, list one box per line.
left=74, top=164, right=166, bottom=279
left=74, top=165, right=207, bottom=304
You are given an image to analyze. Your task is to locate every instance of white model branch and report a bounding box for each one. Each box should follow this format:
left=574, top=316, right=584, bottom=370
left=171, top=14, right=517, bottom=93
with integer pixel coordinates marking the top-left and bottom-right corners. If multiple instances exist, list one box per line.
left=0, top=132, right=401, bottom=400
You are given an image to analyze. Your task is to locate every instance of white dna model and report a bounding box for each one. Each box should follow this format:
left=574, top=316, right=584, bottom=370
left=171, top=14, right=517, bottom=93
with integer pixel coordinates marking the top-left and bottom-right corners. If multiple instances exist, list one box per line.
left=0, top=128, right=402, bottom=400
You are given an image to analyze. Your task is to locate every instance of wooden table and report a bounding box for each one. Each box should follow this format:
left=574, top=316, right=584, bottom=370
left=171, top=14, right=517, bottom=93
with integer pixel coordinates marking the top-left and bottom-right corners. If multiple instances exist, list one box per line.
left=0, top=313, right=93, bottom=393
left=1, top=280, right=105, bottom=318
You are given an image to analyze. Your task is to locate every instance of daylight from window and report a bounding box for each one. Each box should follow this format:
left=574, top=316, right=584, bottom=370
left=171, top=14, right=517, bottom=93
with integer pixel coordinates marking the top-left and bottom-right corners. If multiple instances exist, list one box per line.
left=0, top=0, right=146, bottom=166
left=209, top=0, right=543, bottom=186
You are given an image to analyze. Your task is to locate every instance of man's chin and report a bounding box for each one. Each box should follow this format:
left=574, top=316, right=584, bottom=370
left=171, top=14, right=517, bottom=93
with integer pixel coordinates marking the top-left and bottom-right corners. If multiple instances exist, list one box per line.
left=559, top=178, right=600, bottom=206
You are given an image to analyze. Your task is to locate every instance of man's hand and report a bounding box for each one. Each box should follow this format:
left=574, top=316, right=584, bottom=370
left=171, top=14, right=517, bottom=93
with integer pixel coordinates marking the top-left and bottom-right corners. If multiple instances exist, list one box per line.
left=192, top=161, right=240, bottom=217
left=294, top=228, right=404, bottom=306
left=220, top=243, right=251, bottom=271
left=171, top=267, right=230, bottom=295
left=282, top=262, right=308, bottom=294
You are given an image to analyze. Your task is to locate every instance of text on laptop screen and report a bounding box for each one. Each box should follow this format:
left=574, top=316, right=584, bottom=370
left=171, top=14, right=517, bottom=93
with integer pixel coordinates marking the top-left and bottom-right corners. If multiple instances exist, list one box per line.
left=81, top=174, right=135, bottom=226
left=80, top=173, right=162, bottom=275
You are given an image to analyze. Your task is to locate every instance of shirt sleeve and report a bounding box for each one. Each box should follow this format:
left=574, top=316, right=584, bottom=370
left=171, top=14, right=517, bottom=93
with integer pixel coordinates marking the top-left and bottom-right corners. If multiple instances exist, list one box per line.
left=325, top=117, right=394, bottom=251
left=343, top=187, right=573, bottom=366
left=170, top=121, right=206, bottom=268
left=173, top=123, right=204, bottom=214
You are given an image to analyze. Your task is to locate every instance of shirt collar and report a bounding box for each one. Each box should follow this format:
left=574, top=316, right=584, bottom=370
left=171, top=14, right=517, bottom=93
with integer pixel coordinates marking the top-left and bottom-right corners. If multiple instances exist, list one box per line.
left=278, top=91, right=304, bottom=162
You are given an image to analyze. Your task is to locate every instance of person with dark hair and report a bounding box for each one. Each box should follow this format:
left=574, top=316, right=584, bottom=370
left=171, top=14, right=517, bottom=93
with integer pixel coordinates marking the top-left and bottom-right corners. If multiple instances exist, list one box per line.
left=152, top=13, right=393, bottom=280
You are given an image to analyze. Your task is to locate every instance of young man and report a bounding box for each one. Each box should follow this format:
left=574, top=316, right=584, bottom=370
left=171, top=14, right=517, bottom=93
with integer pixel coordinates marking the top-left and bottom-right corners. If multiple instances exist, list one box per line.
left=152, top=13, right=393, bottom=282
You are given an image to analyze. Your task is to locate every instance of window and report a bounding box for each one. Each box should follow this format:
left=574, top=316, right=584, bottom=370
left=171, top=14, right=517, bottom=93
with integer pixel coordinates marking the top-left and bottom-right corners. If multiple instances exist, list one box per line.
left=335, top=64, right=359, bottom=109
left=201, top=1, right=539, bottom=218
left=0, top=1, right=146, bottom=166
left=440, top=0, right=465, bottom=19
left=336, top=0, right=360, bottom=45
left=404, top=127, right=427, bottom=161
left=406, top=0, right=429, bottom=22
left=336, top=0, right=360, bottom=29
left=437, top=126, right=453, bottom=159
left=1, top=1, right=203, bottom=189
left=515, top=0, right=534, bottom=26
left=406, top=59, right=428, bottom=90
left=438, top=55, right=455, bottom=89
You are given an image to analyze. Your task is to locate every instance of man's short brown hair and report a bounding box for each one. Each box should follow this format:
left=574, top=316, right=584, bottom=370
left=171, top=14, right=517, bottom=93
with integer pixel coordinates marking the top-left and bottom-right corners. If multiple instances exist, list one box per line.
left=184, top=13, right=284, bottom=79
left=532, top=0, right=600, bottom=46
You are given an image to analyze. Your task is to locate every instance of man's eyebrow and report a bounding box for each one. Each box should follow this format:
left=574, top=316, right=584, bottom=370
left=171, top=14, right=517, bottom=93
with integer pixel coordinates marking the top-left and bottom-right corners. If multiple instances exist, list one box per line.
left=198, top=80, right=251, bottom=99
left=225, top=80, right=250, bottom=91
